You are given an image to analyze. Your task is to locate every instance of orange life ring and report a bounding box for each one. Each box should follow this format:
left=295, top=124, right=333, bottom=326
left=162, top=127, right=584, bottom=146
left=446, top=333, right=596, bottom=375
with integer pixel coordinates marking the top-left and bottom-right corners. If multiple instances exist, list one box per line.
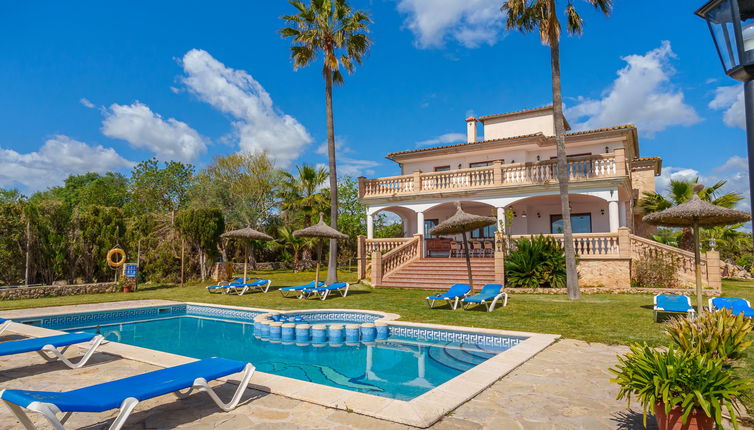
left=107, top=248, right=126, bottom=268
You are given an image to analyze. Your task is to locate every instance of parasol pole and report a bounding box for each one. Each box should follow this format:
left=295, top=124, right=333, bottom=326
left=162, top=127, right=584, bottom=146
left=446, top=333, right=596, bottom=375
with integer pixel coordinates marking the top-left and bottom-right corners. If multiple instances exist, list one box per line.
left=461, top=231, right=473, bottom=290
left=693, top=221, right=703, bottom=314
left=244, top=242, right=249, bottom=283
left=315, top=239, right=323, bottom=287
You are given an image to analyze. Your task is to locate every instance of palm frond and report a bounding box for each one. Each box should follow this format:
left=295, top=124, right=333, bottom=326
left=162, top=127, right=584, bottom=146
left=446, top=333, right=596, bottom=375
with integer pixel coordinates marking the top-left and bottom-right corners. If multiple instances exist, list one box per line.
left=585, top=0, right=613, bottom=15
left=565, top=3, right=583, bottom=36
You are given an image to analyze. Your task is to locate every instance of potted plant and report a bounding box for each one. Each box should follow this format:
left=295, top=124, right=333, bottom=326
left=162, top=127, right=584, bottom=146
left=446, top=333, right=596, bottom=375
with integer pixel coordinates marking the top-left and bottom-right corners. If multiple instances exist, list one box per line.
left=610, top=343, right=752, bottom=430
left=665, top=308, right=752, bottom=364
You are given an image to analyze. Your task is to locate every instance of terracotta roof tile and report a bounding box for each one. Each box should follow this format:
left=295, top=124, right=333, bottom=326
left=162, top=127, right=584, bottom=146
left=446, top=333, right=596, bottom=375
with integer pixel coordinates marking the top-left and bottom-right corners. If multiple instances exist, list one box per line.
left=387, top=124, right=637, bottom=160
left=477, top=105, right=553, bottom=121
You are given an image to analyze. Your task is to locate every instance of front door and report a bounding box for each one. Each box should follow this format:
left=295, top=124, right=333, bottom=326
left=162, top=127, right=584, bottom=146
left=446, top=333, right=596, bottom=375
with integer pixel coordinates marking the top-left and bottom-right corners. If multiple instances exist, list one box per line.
left=550, top=213, right=592, bottom=234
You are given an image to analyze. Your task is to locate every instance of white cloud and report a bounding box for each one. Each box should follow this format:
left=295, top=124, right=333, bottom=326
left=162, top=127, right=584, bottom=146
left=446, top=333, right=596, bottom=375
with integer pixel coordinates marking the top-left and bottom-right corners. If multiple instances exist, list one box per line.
left=656, top=157, right=750, bottom=212
left=316, top=136, right=352, bottom=156
left=396, top=0, right=502, bottom=49
left=709, top=85, right=745, bottom=129
left=566, top=41, right=701, bottom=137
left=0, top=135, right=133, bottom=192
left=180, top=49, right=313, bottom=167
left=79, top=98, right=95, bottom=109
left=416, top=132, right=466, bottom=147
left=101, top=102, right=207, bottom=163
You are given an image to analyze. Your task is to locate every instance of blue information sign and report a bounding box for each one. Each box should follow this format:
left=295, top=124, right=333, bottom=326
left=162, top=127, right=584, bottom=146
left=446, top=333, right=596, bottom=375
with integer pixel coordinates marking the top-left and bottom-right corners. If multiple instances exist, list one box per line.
left=124, top=263, right=138, bottom=279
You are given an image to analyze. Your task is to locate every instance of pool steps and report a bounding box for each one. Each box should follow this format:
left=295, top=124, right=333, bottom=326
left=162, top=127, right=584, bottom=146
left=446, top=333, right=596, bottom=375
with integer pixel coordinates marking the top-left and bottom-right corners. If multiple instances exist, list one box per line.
left=253, top=312, right=388, bottom=346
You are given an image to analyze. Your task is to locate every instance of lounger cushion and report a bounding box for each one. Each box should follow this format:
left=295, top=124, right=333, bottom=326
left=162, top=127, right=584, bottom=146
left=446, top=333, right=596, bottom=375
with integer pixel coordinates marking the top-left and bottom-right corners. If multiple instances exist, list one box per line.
left=0, top=332, right=96, bottom=357
left=712, top=297, right=750, bottom=311
left=731, top=302, right=754, bottom=317
left=463, top=284, right=502, bottom=303
left=428, top=284, right=470, bottom=300
left=1, top=357, right=246, bottom=412
left=655, top=295, right=693, bottom=312
left=280, top=281, right=324, bottom=291
left=0, top=318, right=6, bottom=324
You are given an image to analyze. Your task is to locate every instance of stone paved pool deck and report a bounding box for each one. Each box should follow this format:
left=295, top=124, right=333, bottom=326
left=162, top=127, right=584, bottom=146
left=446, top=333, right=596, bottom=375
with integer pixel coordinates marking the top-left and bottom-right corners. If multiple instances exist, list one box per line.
left=0, top=302, right=750, bottom=429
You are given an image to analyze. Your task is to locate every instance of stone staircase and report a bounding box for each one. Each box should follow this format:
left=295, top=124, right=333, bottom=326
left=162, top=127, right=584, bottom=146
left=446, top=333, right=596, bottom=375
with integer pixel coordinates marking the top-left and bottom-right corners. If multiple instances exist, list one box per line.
left=380, top=258, right=495, bottom=290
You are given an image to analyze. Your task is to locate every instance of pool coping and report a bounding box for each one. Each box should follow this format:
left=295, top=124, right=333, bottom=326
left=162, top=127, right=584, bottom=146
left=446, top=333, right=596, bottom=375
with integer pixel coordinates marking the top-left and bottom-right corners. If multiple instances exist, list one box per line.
left=1, top=300, right=559, bottom=428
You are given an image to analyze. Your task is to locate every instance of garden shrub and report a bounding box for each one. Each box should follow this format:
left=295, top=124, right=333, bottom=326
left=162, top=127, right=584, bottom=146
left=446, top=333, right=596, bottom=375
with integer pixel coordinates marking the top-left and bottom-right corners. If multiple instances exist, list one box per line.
left=665, top=308, right=753, bottom=363
left=505, top=235, right=567, bottom=288
left=631, top=255, right=679, bottom=288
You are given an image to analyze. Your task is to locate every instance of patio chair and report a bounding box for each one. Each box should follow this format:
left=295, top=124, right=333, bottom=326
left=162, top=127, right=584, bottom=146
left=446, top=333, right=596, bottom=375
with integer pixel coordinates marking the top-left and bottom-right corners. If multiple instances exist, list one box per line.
left=449, top=241, right=461, bottom=258
left=708, top=297, right=754, bottom=317
left=0, top=318, right=10, bottom=336
left=299, top=282, right=350, bottom=300
left=206, top=278, right=246, bottom=294
left=279, top=281, right=325, bottom=298
left=0, top=332, right=104, bottom=369
left=462, top=284, right=508, bottom=312
left=653, top=294, right=695, bottom=322
left=0, top=357, right=254, bottom=430
left=470, top=240, right=483, bottom=257
left=483, top=240, right=494, bottom=257
left=426, top=284, right=471, bottom=310
left=230, top=279, right=272, bottom=295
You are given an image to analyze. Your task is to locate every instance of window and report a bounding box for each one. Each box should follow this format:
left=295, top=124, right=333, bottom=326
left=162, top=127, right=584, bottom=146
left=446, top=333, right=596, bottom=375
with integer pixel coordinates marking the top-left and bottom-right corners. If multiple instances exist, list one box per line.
left=550, top=213, right=592, bottom=234
left=434, top=165, right=451, bottom=172
left=424, top=219, right=439, bottom=238
left=470, top=223, right=497, bottom=238
left=469, top=161, right=493, bottom=168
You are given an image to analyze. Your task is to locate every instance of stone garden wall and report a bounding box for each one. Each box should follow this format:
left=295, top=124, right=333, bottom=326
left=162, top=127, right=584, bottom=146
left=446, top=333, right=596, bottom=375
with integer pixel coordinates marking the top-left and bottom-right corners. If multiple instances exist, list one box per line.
left=577, top=259, right=631, bottom=289
left=0, top=282, right=119, bottom=300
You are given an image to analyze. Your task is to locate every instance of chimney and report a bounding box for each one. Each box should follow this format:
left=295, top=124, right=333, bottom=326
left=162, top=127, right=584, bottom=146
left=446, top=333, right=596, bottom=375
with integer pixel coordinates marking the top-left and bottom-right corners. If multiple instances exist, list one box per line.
left=466, top=117, right=477, bottom=143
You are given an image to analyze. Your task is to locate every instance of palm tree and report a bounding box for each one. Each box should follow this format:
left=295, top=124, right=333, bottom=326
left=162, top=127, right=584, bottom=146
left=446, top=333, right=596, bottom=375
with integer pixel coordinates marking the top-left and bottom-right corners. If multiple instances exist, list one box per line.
left=281, top=0, right=372, bottom=284
left=278, top=164, right=329, bottom=266
left=276, top=226, right=313, bottom=271
left=502, top=0, right=613, bottom=300
left=639, top=178, right=744, bottom=252
left=639, top=178, right=743, bottom=213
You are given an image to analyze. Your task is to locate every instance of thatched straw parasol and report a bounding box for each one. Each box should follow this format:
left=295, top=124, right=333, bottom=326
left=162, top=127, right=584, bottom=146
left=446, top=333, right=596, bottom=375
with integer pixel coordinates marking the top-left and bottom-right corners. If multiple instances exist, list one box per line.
left=294, top=213, right=349, bottom=286
left=221, top=227, right=274, bottom=283
left=430, top=202, right=496, bottom=289
left=643, top=185, right=751, bottom=312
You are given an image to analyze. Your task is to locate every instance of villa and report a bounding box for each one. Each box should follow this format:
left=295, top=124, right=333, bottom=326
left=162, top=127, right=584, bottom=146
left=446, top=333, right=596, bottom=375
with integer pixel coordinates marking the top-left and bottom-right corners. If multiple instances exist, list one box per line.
left=356, top=106, right=721, bottom=290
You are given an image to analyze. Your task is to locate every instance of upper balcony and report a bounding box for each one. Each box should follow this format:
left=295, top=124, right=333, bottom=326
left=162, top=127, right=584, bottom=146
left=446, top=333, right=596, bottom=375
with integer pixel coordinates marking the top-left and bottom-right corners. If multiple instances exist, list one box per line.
left=358, top=151, right=627, bottom=201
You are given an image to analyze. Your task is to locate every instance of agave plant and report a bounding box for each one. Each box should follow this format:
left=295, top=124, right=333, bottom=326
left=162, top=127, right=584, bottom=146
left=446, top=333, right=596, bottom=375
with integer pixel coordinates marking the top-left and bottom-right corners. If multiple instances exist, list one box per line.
left=665, top=308, right=753, bottom=363
left=505, top=235, right=567, bottom=288
left=610, top=343, right=753, bottom=429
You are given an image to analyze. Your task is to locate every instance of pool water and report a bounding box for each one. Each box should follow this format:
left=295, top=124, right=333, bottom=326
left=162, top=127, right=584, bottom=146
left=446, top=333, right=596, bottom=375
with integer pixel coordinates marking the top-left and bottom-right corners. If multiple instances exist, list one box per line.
left=70, top=316, right=502, bottom=400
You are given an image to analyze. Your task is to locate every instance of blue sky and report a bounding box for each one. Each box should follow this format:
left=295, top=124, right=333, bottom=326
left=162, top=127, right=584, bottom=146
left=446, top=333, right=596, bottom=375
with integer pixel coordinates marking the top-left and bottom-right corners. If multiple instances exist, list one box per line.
left=0, top=0, right=749, bottom=208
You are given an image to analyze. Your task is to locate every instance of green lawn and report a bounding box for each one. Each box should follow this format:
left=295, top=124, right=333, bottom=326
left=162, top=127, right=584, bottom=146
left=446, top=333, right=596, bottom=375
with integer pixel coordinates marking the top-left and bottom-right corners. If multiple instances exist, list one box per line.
left=3, top=270, right=753, bottom=413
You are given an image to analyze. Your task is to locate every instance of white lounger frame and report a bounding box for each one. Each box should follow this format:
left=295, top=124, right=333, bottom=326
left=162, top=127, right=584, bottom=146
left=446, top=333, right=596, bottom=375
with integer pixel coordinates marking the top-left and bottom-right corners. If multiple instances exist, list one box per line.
left=462, top=292, right=508, bottom=312
left=233, top=280, right=272, bottom=296
left=1, top=363, right=255, bottom=430
left=0, top=320, right=9, bottom=336
left=299, top=283, right=349, bottom=301
left=34, top=334, right=104, bottom=369
left=653, top=295, right=695, bottom=322
left=426, top=293, right=468, bottom=311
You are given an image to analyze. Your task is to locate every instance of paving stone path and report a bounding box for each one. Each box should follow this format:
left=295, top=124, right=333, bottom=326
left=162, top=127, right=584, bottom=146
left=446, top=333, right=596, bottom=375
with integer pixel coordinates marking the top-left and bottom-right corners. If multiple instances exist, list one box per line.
left=0, top=337, right=748, bottom=429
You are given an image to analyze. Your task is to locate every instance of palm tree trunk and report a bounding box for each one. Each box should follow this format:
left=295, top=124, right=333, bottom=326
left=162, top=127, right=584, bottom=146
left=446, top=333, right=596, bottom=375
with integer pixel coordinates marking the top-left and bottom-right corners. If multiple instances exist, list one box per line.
left=550, top=34, right=579, bottom=299
left=325, top=68, right=338, bottom=284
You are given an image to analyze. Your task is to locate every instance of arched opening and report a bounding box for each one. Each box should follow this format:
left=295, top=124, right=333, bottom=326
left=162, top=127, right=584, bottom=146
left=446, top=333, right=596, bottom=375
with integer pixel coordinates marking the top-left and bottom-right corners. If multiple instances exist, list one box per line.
left=370, top=206, right=416, bottom=238
left=504, top=194, right=613, bottom=235
left=422, top=201, right=497, bottom=258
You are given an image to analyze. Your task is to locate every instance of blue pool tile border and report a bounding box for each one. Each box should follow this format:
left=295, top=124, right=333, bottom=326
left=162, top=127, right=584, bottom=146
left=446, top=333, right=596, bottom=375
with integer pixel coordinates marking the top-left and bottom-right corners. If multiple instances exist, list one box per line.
left=21, top=304, right=186, bottom=329
left=186, top=304, right=260, bottom=322
left=286, top=311, right=381, bottom=323
left=388, top=326, right=525, bottom=349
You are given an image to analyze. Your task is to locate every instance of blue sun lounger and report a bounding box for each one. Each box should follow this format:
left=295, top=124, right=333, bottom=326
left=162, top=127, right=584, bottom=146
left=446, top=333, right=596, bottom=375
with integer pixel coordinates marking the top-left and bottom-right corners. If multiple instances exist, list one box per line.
left=653, top=294, right=695, bottom=322
left=231, top=279, right=272, bottom=295
left=709, top=297, right=754, bottom=317
left=300, top=282, right=350, bottom=300
left=426, top=284, right=471, bottom=310
left=279, top=281, right=325, bottom=298
left=0, top=318, right=9, bottom=336
left=462, top=284, right=508, bottom=312
left=0, top=357, right=254, bottom=430
left=0, top=332, right=104, bottom=369
left=206, top=278, right=246, bottom=294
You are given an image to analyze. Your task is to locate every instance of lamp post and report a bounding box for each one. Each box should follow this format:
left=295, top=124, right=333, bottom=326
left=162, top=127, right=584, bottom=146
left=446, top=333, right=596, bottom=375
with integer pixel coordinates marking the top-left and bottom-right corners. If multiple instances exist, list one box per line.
left=696, top=0, right=754, bottom=215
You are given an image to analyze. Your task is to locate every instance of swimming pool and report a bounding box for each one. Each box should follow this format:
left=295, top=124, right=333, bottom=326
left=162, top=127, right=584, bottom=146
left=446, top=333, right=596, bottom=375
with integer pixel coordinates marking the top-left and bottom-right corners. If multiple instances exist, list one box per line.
left=16, top=304, right=523, bottom=401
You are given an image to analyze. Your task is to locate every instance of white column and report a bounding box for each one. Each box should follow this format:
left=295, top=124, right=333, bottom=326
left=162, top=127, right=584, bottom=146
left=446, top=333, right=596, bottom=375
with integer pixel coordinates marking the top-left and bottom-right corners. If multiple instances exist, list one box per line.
left=496, top=207, right=505, bottom=234
left=608, top=200, right=619, bottom=233
left=417, top=211, right=425, bottom=235
left=367, top=213, right=374, bottom=239
left=618, top=201, right=627, bottom=227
